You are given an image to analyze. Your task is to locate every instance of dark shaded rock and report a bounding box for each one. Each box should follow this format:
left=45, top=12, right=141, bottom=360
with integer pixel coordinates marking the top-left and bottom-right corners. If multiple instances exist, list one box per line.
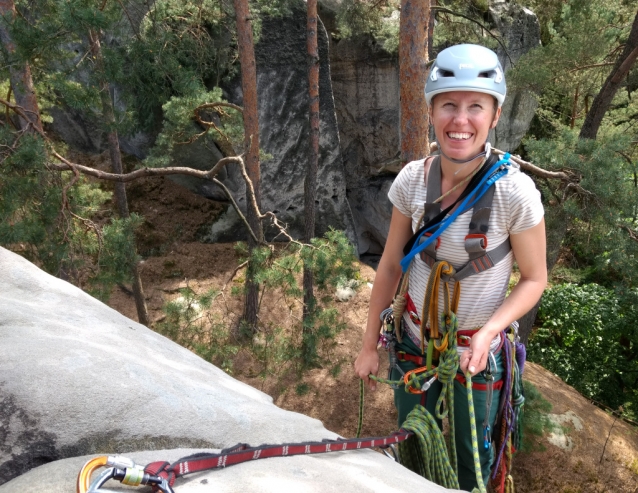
left=205, top=7, right=357, bottom=246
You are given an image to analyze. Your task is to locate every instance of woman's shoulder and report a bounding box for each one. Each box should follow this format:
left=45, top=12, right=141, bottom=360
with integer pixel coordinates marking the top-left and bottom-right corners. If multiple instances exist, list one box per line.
left=393, top=157, right=428, bottom=189
left=496, top=163, right=539, bottom=195
left=401, top=158, right=428, bottom=176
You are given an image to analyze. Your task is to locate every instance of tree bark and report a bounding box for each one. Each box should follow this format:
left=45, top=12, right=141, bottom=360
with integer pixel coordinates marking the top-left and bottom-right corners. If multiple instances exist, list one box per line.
left=234, top=0, right=263, bottom=334
left=302, top=0, right=320, bottom=360
left=88, top=28, right=149, bottom=327
left=579, top=9, right=638, bottom=140
left=0, top=0, right=42, bottom=132
left=399, top=0, right=429, bottom=164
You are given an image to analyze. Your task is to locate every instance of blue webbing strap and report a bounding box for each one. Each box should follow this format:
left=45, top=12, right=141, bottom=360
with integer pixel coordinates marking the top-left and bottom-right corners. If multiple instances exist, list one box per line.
left=400, top=153, right=511, bottom=273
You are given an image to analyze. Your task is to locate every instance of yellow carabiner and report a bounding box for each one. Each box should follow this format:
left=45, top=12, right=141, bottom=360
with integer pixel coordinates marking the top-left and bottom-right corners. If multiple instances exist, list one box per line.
left=77, top=456, right=108, bottom=493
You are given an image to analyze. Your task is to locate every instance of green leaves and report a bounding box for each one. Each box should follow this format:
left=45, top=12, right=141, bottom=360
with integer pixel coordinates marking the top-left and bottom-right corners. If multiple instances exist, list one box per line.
left=175, top=230, right=358, bottom=375
left=528, top=283, right=638, bottom=419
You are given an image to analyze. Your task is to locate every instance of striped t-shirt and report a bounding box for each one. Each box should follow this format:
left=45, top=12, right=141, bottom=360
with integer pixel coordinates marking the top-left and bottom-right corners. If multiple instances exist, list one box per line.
left=388, top=158, right=544, bottom=344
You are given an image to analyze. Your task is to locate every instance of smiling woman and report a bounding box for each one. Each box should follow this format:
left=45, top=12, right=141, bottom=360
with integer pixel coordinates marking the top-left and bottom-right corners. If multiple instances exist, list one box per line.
left=354, top=44, right=547, bottom=492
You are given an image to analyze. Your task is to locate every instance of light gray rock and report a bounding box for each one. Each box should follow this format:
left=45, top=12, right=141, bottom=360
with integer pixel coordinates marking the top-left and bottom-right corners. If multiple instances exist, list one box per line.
left=0, top=247, right=333, bottom=484
left=0, top=448, right=468, bottom=492
left=0, top=247, right=468, bottom=492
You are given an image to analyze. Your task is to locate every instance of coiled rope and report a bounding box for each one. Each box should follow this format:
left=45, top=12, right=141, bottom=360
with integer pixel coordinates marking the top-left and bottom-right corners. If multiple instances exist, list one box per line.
left=361, top=307, right=487, bottom=493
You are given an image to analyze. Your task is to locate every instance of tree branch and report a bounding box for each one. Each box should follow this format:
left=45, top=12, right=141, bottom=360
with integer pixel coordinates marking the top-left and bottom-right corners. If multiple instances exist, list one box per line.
left=620, top=225, right=638, bottom=243
left=431, top=6, right=513, bottom=67
left=212, top=177, right=259, bottom=243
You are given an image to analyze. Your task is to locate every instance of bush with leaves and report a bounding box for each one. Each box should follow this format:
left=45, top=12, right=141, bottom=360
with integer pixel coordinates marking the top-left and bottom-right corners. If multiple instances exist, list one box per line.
left=0, top=128, right=141, bottom=300
left=528, top=283, right=638, bottom=419
left=156, top=229, right=359, bottom=377
left=156, top=286, right=239, bottom=373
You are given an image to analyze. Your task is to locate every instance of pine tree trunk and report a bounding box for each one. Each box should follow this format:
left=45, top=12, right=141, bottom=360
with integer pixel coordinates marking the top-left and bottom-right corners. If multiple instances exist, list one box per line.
left=234, top=0, right=263, bottom=335
left=302, top=0, right=320, bottom=361
left=0, top=0, right=42, bottom=132
left=579, top=10, right=638, bottom=140
left=88, top=29, right=149, bottom=326
left=399, top=0, right=430, bottom=164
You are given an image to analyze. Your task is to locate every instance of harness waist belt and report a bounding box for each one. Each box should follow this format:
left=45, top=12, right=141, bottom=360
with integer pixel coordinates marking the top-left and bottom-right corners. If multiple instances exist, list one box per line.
left=396, top=351, right=504, bottom=392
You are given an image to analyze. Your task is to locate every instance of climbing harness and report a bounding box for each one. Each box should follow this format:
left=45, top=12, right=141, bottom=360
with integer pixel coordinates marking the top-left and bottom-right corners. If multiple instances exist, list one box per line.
left=400, top=152, right=513, bottom=273
left=370, top=298, right=488, bottom=493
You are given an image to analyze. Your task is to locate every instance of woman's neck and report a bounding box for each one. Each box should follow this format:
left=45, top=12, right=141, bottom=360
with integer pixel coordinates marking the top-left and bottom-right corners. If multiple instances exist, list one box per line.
left=440, top=155, right=485, bottom=187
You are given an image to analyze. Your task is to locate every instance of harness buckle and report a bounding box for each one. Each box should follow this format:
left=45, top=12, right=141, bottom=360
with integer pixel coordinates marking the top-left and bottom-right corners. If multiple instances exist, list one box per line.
left=457, top=334, right=472, bottom=347
left=465, top=233, right=488, bottom=250
left=422, top=232, right=441, bottom=249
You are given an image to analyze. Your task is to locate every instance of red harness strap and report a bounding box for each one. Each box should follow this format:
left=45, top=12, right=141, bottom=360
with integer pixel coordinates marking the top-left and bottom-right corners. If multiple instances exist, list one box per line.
left=144, top=431, right=413, bottom=489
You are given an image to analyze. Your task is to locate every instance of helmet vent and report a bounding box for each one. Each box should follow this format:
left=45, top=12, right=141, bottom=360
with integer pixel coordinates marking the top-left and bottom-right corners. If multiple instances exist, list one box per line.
left=439, top=70, right=454, bottom=77
left=478, top=70, right=495, bottom=79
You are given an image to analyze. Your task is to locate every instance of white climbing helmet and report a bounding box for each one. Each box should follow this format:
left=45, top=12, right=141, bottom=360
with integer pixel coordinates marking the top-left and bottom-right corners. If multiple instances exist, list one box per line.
left=425, top=44, right=507, bottom=107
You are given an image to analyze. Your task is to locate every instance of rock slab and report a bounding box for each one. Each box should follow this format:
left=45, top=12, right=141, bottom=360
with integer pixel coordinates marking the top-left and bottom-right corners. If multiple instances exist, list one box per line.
left=0, top=247, right=466, bottom=492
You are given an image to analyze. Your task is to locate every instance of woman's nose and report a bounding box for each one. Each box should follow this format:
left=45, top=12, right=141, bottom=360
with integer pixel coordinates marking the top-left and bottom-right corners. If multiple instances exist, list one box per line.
left=452, top=108, right=469, bottom=124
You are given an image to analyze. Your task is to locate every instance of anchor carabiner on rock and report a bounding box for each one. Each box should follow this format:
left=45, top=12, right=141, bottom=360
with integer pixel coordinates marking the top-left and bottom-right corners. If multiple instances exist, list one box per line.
left=77, top=456, right=174, bottom=493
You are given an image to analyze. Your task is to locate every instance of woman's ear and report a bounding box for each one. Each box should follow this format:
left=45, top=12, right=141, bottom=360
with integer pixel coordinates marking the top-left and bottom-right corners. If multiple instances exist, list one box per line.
left=491, top=107, right=502, bottom=128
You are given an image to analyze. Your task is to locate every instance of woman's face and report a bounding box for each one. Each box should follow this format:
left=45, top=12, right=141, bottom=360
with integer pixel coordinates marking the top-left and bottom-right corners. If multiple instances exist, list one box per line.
left=430, top=91, right=501, bottom=162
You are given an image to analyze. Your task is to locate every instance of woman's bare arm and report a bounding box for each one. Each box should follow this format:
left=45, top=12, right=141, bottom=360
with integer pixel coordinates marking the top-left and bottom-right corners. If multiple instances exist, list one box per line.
left=354, top=207, right=414, bottom=390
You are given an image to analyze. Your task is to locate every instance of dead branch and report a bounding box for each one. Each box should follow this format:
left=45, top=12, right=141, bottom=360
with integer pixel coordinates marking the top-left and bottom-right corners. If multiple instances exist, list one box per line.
left=429, top=141, right=572, bottom=181
left=620, top=225, right=638, bottom=243
left=193, top=102, right=239, bottom=152
left=212, top=177, right=259, bottom=243
left=45, top=156, right=244, bottom=182
left=222, top=260, right=248, bottom=292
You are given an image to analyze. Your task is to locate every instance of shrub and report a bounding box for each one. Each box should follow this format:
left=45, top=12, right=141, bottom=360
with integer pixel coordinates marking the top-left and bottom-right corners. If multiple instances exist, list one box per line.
left=528, top=283, right=638, bottom=419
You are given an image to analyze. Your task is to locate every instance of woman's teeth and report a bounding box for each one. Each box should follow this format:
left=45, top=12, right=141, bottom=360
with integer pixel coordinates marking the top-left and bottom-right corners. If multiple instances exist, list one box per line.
left=448, top=132, right=472, bottom=140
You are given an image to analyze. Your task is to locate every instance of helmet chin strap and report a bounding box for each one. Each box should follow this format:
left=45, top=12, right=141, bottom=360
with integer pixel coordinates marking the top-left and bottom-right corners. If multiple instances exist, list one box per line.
left=437, top=142, right=492, bottom=175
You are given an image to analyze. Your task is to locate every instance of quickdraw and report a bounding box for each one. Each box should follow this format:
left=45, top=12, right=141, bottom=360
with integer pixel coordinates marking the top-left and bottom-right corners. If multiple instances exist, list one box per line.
left=77, top=432, right=413, bottom=493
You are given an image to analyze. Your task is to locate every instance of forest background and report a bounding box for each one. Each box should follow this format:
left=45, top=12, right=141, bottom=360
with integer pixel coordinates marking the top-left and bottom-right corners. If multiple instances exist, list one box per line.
left=1, top=0, right=638, bottom=451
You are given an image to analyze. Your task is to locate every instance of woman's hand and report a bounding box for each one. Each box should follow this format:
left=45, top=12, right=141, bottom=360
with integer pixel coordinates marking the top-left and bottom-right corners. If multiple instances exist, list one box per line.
left=354, top=346, right=380, bottom=391
left=459, top=328, right=494, bottom=376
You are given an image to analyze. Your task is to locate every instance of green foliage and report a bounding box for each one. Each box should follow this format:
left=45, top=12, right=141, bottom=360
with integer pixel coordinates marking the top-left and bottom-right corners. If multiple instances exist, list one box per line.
left=520, top=381, right=554, bottom=453
left=334, top=0, right=400, bottom=53
left=525, top=129, right=638, bottom=286
left=0, top=128, right=142, bottom=300
left=155, top=286, right=239, bottom=372
left=162, top=230, right=359, bottom=376
left=88, top=214, right=144, bottom=300
left=431, top=1, right=499, bottom=52
left=144, top=87, right=243, bottom=168
left=528, top=283, right=638, bottom=420
left=509, top=0, right=636, bottom=138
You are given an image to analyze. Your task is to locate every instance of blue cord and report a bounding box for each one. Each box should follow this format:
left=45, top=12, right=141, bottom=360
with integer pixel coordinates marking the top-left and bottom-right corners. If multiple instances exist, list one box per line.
left=400, top=153, right=511, bottom=272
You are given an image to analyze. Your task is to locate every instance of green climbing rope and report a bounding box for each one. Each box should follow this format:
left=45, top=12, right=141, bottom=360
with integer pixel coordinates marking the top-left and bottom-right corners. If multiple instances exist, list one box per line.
left=359, top=309, right=487, bottom=493
left=357, top=378, right=364, bottom=438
